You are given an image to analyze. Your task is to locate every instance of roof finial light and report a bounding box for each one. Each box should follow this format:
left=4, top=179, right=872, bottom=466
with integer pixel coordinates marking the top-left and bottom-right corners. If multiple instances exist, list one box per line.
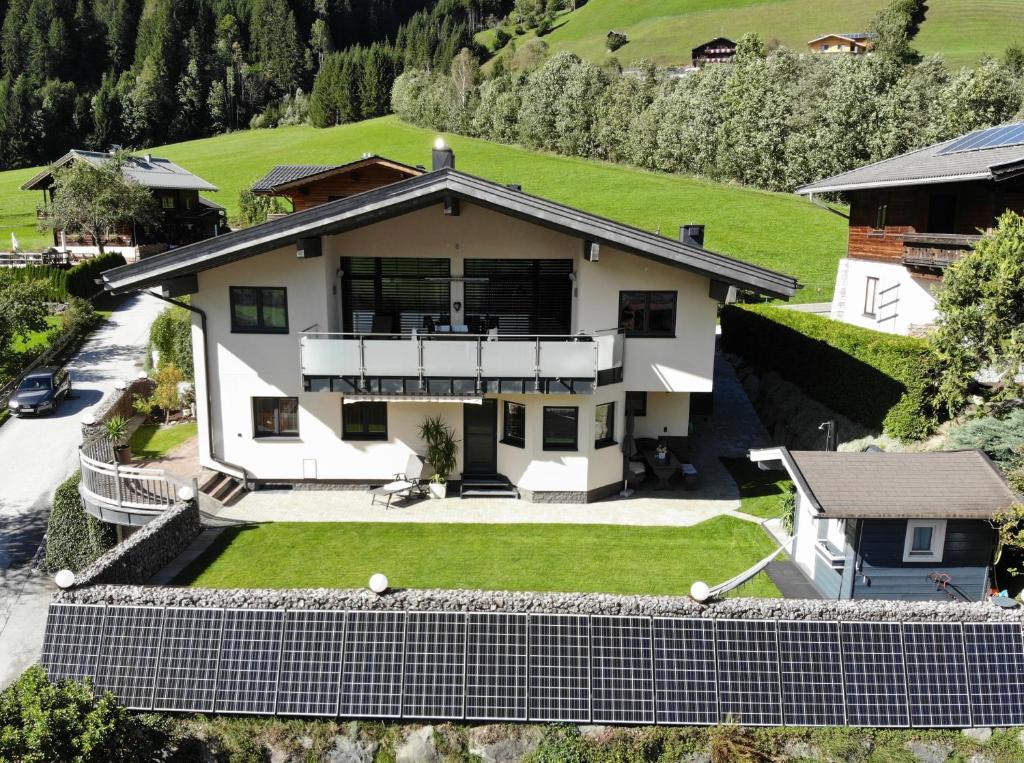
left=434, top=137, right=446, bottom=150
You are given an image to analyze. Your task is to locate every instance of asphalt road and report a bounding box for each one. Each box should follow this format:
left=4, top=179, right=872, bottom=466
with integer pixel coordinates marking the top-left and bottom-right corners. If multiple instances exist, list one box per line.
left=0, top=292, right=163, bottom=686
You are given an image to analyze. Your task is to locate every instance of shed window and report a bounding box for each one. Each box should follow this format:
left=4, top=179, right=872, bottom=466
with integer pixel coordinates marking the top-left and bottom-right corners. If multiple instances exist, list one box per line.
left=902, top=519, right=946, bottom=562
left=863, top=276, right=878, bottom=317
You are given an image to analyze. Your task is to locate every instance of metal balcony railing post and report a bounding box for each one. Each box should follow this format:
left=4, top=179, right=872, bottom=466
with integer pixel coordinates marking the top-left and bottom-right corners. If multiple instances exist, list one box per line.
left=417, top=335, right=425, bottom=391
left=475, top=337, right=483, bottom=393
left=112, top=461, right=123, bottom=509
left=533, top=338, right=542, bottom=392
left=358, top=335, right=366, bottom=387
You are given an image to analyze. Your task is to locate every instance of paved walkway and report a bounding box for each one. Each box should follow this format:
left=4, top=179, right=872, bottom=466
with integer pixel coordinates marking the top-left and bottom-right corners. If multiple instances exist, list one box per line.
left=766, top=560, right=822, bottom=599
left=0, top=293, right=163, bottom=688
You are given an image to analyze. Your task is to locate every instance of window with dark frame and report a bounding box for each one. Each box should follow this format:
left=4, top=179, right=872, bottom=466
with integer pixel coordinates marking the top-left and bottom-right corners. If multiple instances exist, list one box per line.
left=625, top=391, right=647, bottom=417
left=502, top=401, right=525, bottom=448
left=543, top=406, right=578, bottom=451
left=230, top=286, right=289, bottom=333
left=618, top=291, right=677, bottom=337
left=863, top=276, right=879, bottom=317
left=874, top=203, right=887, bottom=231
left=342, top=401, right=388, bottom=440
left=252, top=397, right=299, bottom=438
left=594, top=402, right=615, bottom=448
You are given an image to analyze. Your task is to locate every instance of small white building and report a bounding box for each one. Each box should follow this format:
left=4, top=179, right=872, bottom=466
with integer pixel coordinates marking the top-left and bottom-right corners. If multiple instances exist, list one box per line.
left=102, top=145, right=797, bottom=502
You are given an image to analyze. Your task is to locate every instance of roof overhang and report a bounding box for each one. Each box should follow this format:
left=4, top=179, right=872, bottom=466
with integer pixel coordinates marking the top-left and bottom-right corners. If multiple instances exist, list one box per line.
left=796, top=171, right=993, bottom=196
left=102, top=168, right=800, bottom=299
left=254, top=156, right=425, bottom=195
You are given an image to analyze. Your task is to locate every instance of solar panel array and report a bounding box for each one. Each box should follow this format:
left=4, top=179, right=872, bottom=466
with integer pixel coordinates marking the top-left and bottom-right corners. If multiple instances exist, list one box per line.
left=41, top=604, right=1024, bottom=727
left=937, top=124, right=1024, bottom=155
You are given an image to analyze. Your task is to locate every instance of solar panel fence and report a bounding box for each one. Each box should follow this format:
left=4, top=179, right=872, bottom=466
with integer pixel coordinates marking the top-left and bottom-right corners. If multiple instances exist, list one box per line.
left=40, top=603, right=1024, bottom=727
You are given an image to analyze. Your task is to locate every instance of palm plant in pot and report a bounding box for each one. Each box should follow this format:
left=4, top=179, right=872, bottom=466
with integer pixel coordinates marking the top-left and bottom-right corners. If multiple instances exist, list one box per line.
left=418, top=415, right=459, bottom=499
left=104, top=415, right=131, bottom=464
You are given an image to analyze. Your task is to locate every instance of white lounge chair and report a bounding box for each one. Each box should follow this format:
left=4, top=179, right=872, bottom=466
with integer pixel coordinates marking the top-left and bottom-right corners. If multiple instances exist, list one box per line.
left=370, top=453, right=427, bottom=508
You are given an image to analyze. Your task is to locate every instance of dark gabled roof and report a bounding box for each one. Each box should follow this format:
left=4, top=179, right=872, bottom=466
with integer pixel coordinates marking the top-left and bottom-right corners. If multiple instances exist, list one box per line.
left=797, top=123, right=1024, bottom=194
left=101, top=168, right=799, bottom=299
left=21, top=150, right=218, bottom=192
left=251, top=155, right=424, bottom=194
left=755, top=448, right=1018, bottom=520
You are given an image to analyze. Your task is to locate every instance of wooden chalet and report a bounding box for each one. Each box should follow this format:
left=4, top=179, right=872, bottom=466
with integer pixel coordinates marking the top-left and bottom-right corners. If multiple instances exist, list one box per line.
left=691, top=38, right=736, bottom=67
left=807, top=33, right=874, bottom=55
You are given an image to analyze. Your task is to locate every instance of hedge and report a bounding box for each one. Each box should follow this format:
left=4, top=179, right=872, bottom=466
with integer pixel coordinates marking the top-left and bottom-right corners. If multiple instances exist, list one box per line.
left=65, top=252, right=126, bottom=298
left=45, top=471, right=117, bottom=573
left=6, top=264, right=68, bottom=301
left=720, top=304, right=938, bottom=441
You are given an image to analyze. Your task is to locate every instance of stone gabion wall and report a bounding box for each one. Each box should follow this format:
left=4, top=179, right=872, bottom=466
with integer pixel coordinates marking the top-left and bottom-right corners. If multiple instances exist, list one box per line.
left=80, top=377, right=155, bottom=441
left=55, top=581, right=1024, bottom=623
left=71, top=500, right=202, bottom=587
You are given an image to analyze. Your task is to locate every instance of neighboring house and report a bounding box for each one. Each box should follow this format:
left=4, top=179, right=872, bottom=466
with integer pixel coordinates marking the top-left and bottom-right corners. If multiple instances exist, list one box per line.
left=797, top=123, right=1024, bottom=335
left=750, top=448, right=1017, bottom=602
left=691, top=38, right=736, bottom=66
left=21, top=150, right=224, bottom=260
left=252, top=155, right=424, bottom=213
left=807, top=33, right=873, bottom=55
left=101, top=143, right=798, bottom=503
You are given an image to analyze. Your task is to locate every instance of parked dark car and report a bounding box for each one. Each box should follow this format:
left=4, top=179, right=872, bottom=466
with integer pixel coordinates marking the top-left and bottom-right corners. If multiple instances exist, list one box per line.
left=7, top=368, right=72, bottom=417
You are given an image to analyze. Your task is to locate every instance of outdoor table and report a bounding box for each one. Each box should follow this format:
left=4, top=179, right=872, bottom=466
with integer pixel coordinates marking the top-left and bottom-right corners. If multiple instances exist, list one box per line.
left=644, top=450, right=680, bottom=489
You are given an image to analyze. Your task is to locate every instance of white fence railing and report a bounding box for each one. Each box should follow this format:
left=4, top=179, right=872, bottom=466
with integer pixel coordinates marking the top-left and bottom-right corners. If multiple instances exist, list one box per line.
left=79, top=438, right=189, bottom=520
left=708, top=543, right=789, bottom=600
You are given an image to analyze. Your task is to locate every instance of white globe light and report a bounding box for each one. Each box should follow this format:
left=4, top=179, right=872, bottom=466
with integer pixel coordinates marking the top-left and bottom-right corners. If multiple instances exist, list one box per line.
left=136, top=371, right=148, bottom=380
left=55, top=569, right=76, bottom=589
left=690, top=581, right=710, bottom=602
left=81, top=412, right=96, bottom=426
left=113, top=379, right=127, bottom=391
left=433, top=136, right=446, bottom=150
left=177, top=486, right=195, bottom=502
left=369, top=573, right=389, bottom=594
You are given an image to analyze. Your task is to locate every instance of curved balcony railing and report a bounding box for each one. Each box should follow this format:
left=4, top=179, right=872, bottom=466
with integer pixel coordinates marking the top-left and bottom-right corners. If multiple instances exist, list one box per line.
left=78, top=438, right=193, bottom=526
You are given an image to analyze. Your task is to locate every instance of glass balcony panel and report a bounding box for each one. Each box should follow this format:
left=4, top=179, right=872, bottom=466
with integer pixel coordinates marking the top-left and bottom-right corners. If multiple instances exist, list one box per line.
left=301, top=337, right=361, bottom=376
left=363, top=339, right=419, bottom=376
left=481, top=340, right=537, bottom=377
left=539, top=340, right=594, bottom=378
left=422, top=339, right=478, bottom=376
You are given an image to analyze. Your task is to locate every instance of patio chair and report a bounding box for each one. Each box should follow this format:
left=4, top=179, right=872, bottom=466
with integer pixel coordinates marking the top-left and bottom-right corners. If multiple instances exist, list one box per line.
left=370, top=453, right=427, bottom=508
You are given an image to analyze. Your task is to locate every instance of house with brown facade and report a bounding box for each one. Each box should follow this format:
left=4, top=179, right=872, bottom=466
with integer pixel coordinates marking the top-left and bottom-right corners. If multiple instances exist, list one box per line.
left=797, top=123, right=1024, bottom=334
left=691, top=38, right=736, bottom=67
left=807, top=33, right=874, bottom=56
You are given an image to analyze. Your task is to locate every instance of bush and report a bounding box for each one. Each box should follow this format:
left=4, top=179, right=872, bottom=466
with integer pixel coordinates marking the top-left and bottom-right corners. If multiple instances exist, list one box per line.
left=45, top=471, right=117, bottom=573
left=150, top=305, right=194, bottom=379
left=65, top=253, right=127, bottom=298
left=606, top=30, right=628, bottom=51
left=0, top=665, right=148, bottom=763
left=720, top=304, right=938, bottom=440
left=59, top=297, right=99, bottom=336
left=6, top=264, right=69, bottom=301
left=948, top=409, right=1024, bottom=463
left=494, top=27, right=511, bottom=50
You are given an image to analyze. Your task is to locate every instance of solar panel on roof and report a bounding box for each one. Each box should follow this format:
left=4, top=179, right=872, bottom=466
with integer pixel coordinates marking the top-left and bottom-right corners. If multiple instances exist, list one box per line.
left=215, top=609, right=285, bottom=714
left=963, top=622, right=1024, bottom=726
left=277, top=610, right=346, bottom=716
left=153, top=607, right=223, bottom=712
left=902, top=623, right=971, bottom=728
left=841, top=622, right=909, bottom=727
left=589, top=616, right=654, bottom=724
left=94, top=606, right=163, bottom=710
left=402, top=612, right=467, bottom=719
left=465, top=613, right=528, bottom=721
left=652, top=618, right=718, bottom=725
left=715, top=620, right=782, bottom=726
left=528, top=614, right=591, bottom=722
left=41, top=603, right=106, bottom=684
left=938, top=124, right=1024, bottom=155
left=340, top=611, right=405, bottom=718
left=777, top=621, right=845, bottom=726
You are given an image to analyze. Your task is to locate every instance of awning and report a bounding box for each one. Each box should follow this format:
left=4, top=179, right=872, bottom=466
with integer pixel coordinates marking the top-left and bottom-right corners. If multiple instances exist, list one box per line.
left=342, top=395, right=482, bottom=404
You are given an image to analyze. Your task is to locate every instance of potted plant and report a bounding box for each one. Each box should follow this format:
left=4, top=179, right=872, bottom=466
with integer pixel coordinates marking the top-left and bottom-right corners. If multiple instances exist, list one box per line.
left=418, top=415, right=459, bottom=499
left=104, top=415, right=131, bottom=464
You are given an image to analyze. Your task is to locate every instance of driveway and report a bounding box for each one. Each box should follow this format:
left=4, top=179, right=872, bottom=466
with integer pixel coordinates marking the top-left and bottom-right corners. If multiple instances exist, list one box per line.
left=0, top=292, right=163, bottom=687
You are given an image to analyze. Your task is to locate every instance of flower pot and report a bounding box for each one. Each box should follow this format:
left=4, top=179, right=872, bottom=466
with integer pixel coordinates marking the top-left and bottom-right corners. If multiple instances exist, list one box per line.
left=429, top=482, right=447, bottom=500
left=114, top=445, right=132, bottom=465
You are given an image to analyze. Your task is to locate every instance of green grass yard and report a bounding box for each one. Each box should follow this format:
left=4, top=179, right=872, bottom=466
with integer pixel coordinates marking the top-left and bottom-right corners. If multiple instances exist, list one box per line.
left=177, top=516, right=782, bottom=597
left=722, top=456, right=793, bottom=520
left=0, top=117, right=845, bottom=302
left=130, top=421, right=198, bottom=460
left=9, top=315, right=60, bottom=354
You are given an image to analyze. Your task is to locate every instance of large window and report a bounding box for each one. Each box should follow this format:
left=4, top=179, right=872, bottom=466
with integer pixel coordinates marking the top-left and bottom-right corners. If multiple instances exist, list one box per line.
left=618, top=291, right=677, bottom=337
left=253, top=397, right=299, bottom=438
left=231, top=286, right=289, bottom=333
left=342, top=401, right=388, bottom=440
left=502, top=401, right=525, bottom=448
left=863, top=276, right=878, bottom=317
left=464, top=259, right=573, bottom=335
left=903, top=519, right=946, bottom=562
left=543, top=406, right=578, bottom=451
left=594, top=402, right=615, bottom=448
left=341, top=257, right=450, bottom=333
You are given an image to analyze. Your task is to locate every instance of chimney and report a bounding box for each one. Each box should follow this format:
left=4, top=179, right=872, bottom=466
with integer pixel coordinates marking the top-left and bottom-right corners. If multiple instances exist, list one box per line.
left=432, top=138, right=455, bottom=171
left=680, top=224, right=705, bottom=248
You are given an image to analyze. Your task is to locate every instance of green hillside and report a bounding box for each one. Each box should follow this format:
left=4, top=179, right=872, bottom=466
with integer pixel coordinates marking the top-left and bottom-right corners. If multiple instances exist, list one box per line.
left=488, top=0, right=1022, bottom=70
left=1, top=116, right=845, bottom=302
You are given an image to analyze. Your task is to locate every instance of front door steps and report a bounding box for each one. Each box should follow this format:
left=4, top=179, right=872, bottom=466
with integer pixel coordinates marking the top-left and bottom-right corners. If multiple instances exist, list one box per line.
left=199, top=469, right=249, bottom=507
left=460, top=474, right=518, bottom=499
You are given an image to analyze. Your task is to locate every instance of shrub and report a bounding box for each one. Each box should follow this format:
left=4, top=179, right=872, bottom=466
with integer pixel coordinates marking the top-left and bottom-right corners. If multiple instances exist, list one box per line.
left=150, top=305, right=194, bottom=379
left=65, top=253, right=127, bottom=298
left=0, top=665, right=146, bottom=763
left=59, top=297, right=99, bottom=336
left=6, top=264, right=68, bottom=301
left=948, top=409, right=1024, bottom=463
left=720, top=305, right=938, bottom=440
left=606, top=30, right=628, bottom=51
left=45, top=471, right=117, bottom=573
left=494, top=27, right=511, bottom=50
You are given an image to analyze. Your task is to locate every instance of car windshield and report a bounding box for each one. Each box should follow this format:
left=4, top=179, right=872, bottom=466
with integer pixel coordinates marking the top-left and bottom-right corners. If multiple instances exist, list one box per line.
left=18, top=376, right=51, bottom=391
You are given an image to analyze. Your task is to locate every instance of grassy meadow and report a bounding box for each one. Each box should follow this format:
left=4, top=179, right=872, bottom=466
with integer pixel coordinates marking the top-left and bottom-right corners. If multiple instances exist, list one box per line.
left=0, top=116, right=845, bottom=302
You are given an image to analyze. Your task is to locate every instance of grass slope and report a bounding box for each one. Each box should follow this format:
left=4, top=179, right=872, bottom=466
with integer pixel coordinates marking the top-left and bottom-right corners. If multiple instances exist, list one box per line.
left=496, top=0, right=1020, bottom=70
left=178, top=516, right=781, bottom=597
left=1, top=117, right=844, bottom=301
left=130, top=421, right=198, bottom=459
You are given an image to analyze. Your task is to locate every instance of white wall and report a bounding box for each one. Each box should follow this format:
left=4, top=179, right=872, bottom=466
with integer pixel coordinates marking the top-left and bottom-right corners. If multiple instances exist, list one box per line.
left=831, top=257, right=940, bottom=335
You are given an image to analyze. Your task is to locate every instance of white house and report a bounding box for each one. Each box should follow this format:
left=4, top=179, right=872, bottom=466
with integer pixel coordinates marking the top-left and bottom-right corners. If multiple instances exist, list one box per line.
left=102, top=144, right=797, bottom=503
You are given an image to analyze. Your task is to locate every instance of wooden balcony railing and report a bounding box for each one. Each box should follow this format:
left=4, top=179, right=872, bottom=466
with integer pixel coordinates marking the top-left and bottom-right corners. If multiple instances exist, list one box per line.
left=902, top=232, right=981, bottom=270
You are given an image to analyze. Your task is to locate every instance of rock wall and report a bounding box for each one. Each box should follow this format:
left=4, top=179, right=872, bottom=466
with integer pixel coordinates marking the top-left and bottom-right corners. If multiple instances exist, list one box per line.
left=56, top=581, right=1023, bottom=622
left=71, top=500, right=201, bottom=587
left=80, top=376, right=154, bottom=441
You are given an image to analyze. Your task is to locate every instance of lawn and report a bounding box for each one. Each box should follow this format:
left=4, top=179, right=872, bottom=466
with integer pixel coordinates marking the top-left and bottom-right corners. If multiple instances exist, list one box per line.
left=721, top=456, right=793, bottom=520
left=9, top=315, right=60, bottom=353
left=0, top=117, right=845, bottom=302
left=177, top=515, right=781, bottom=597
left=911, top=0, right=1024, bottom=68
left=130, top=421, right=198, bottom=459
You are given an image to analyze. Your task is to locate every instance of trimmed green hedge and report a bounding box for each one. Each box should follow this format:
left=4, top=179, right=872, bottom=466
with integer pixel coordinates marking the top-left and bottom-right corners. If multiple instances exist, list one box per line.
left=65, top=253, right=126, bottom=298
left=6, top=265, right=69, bottom=301
left=720, top=304, right=938, bottom=440
left=45, top=471, right=117, bottom=573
